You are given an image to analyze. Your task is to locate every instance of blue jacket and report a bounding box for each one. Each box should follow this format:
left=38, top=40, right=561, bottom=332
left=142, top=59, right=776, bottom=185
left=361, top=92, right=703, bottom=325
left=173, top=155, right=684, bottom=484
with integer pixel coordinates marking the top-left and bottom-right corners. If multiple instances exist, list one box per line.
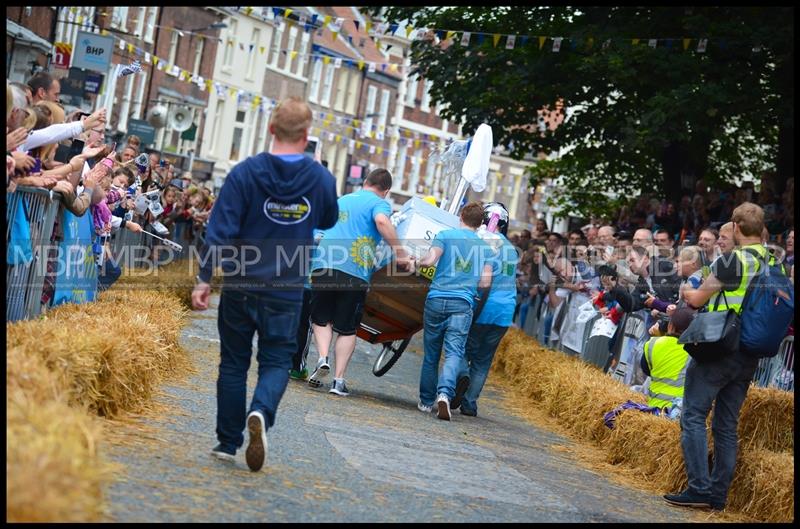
left=198, top=153, right=338, bottom=300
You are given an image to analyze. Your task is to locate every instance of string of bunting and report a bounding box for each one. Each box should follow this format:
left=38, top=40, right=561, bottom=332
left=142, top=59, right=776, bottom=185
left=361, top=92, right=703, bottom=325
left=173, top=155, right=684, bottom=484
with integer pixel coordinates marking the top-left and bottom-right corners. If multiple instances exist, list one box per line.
left=238, top=6, right=762, bottom=55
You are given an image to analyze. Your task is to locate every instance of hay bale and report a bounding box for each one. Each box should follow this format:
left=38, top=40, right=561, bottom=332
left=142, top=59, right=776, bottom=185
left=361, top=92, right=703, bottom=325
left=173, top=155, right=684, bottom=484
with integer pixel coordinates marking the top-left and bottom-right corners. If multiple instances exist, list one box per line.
left=492, top=328, right=795, bottom=523
left=738, top=387, right=794, bottom=452
left=7, top=370, right=116, bottom=521
left=727, top=449, right=793, bottom=522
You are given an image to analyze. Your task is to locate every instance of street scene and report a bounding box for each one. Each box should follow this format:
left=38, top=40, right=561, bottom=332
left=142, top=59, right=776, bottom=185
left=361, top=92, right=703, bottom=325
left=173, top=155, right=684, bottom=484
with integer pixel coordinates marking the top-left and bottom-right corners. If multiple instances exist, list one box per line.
left=6, top=6, right=794, bottom=524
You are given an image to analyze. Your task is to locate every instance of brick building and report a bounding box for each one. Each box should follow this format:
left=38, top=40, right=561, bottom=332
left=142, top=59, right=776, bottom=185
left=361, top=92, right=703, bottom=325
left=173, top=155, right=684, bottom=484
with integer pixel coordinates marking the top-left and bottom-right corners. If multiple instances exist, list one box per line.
left=6, top=6, right=58, bottom=82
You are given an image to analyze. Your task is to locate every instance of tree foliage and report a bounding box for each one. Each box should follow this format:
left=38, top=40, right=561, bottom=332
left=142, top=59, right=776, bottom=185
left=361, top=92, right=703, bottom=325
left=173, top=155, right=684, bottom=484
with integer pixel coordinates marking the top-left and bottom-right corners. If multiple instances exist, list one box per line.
left=367, top=7, right=793, bottom=219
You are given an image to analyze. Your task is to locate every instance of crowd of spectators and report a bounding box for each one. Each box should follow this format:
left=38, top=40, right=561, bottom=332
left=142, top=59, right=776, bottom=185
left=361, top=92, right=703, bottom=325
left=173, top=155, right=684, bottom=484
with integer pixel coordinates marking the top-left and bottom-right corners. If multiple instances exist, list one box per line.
left=509, top=179, right=794, bottom=343
left=7, top=73, right=215, bottom=311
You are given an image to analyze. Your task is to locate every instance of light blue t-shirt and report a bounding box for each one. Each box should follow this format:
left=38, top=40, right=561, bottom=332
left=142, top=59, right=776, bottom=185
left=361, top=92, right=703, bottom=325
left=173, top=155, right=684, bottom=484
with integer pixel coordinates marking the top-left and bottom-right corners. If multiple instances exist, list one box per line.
left=313, top=190, right=392, bottom=282
left=427, top=228, right=493, bottom=306
left=475, top=235, right=519, bottom=327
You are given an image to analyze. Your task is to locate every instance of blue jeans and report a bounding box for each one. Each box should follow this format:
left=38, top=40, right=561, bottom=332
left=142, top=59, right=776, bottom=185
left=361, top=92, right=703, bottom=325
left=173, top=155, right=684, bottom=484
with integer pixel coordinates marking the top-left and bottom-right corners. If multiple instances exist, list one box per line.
left=458, top=323, right=509, bottom=414
left=419, top=297, right=473, bottom=405
left=216, top=289, right=300, bottom=451
left=680, top=348, right=758, bottom=504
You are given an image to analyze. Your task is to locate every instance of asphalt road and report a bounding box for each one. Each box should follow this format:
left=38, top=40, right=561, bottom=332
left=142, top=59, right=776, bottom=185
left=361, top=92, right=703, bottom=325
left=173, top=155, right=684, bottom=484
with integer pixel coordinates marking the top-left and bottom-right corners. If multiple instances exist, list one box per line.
left=105, top=294, right=696, bottom=523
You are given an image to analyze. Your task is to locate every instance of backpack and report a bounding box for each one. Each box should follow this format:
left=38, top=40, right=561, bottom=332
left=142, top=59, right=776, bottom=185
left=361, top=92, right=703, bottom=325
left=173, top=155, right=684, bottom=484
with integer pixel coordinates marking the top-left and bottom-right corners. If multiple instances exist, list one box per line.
left=739, top=249, right=794, bottom=358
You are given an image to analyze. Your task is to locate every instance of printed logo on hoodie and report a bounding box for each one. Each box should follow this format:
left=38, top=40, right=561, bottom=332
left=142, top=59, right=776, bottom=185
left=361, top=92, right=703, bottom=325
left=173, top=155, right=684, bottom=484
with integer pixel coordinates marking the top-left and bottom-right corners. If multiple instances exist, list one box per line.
left=263, top=197, right=311, bottom=225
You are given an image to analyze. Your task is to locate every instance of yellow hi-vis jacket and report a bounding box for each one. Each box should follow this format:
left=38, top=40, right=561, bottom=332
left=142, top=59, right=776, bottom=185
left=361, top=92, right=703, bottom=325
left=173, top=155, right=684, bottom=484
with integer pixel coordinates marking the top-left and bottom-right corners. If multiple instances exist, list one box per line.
left=644, top=335, right=690, bottom=409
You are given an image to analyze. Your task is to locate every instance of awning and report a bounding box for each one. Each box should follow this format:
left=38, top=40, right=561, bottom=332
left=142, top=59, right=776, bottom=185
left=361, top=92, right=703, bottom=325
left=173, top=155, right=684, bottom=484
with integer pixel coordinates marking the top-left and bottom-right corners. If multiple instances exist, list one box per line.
left=6, top=19, right=52, bottom=54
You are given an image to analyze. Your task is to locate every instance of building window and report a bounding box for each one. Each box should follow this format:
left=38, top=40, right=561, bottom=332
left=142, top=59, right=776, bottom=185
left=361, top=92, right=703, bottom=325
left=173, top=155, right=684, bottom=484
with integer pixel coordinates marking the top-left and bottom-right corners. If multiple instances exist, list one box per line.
left=270, top=22, right=284, bottom=68
left=421, top=80, right=433, bottom=112
left=168, top=31, right=180, bottom=66
left=296, top=32, right=309, bottom=77
left=378, top=89, right=390, bottom=132
left=192, top=38, right=204, bottom=76
left=363, top=85, right=377, bottom=136
left=285, top=27, right=297, bottom=72
left=409, top=149, right=422, bottom=193
left=209, top=99, right=224, bottom=156
left=134, top=7, right=146, bottom=38
left=144, top=7, right=158, bottom=43
left=333, top=70, right=347, bottom=112
left=425, top=151, right=436, bottom=190
left=405, top=75, right=418, bottom=107
left=320, top=63, right=335, bottom=107
left=230, top=110, right=246, bottom=161
left=395, top=145, right=407, bottom=183
left=131, top=70, right=148, bottom=119
left=247, top=28, right=261, bottom=79
left=112, top=7, right=129, bottom=31
left=308, top=59, right=323, bottom=103
left=223, top=19, right=237, bottom=69
left=345, top=71, right=359, bottom=115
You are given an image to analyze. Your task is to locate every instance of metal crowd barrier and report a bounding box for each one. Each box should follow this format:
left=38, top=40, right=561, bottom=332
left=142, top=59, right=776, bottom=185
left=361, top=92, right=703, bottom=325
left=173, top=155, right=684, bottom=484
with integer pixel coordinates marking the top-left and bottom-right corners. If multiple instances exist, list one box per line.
left=519, top=291, right=795, bottom=393
left=6, top=186, right=61, bottom=322
left=753, top=336, right=794, bottom=391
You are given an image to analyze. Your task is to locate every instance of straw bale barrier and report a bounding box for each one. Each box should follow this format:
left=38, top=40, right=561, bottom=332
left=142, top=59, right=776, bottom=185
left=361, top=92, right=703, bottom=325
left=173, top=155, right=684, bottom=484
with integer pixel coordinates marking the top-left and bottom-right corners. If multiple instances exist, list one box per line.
left=492, top=328, right=794, bottom=522
left=7, top=285, right=190, bottom=521
left=114, top=261, right=221, bottom=309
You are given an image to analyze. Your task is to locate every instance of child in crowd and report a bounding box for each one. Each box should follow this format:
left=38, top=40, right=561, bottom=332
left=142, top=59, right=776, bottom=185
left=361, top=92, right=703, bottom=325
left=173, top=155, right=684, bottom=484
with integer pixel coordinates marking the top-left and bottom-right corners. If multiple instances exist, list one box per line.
left=645, top=245, right=704, bottom=317
left=593, top=265, right=633, bottom=325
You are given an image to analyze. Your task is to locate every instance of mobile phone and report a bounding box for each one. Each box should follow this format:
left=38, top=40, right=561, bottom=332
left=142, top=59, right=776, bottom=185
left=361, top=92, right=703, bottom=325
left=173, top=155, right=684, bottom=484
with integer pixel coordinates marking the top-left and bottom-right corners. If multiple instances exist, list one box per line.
left=32, top=158, right=42, bottom=174
left=159, top=159, right=167, bottom=167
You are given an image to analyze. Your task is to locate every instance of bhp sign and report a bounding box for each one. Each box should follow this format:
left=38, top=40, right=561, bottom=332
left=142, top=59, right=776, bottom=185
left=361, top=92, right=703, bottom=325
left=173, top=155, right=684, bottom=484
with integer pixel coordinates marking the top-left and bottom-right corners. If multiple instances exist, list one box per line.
left=71, top=31, right=114, bottom=72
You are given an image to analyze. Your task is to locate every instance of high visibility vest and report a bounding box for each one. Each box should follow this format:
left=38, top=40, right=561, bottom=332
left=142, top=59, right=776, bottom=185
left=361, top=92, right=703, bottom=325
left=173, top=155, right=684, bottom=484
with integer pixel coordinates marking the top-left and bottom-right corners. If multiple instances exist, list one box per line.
left=709, top=244, right=766, bottom=314
left=644, top=336, right=690, bottom=409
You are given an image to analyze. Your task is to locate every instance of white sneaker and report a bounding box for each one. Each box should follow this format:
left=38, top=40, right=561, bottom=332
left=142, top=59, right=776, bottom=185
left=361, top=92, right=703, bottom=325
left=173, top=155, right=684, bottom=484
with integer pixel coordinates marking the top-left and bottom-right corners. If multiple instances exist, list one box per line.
left=245, top=410, right=268, bottom=472
left=308, top=356, right=330, bottom=388
left=329, top=378, right=350, bottom=396
left=417, top=401, right=433, bottom=413
left=436, top=394, right=451, bottom=421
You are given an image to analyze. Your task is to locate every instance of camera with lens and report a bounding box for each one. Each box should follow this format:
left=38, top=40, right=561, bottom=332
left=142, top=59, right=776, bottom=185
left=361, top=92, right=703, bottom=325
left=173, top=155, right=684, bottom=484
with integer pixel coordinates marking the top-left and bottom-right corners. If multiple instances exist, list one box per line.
left=657, top=312, right=670, bottom=333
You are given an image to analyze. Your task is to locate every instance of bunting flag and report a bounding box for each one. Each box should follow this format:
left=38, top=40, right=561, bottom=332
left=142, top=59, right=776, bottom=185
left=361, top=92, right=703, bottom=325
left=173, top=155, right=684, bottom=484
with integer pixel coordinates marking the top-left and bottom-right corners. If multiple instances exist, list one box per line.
left=446, top=30, right=455, bottom=42
left=144, top=52, right=151, bottom=64
left=290, top=50, right=298, bottom=60
left=683, top=38, right=691, bottom=50
left=506, top=35, right=516, bottom=49
left=492, top=34, right=501, bottom=47
left=353, top=20, right=360, bottom=32
left=260, top=46, right=266, bottom=54
left=405, top=25, right=414, bottom=38
left=697, top=38, right=708, bottom=53
left=539, top=36, right=547, bottom=49
left=648, top=39, right=657, bottom=48
left=552, top=37, right=563, bottom=52
left=284, top=8, right=293, bottom=19
left=632, top=38, right=640, bottom=46
left=368, top=62, right=376, bottom=73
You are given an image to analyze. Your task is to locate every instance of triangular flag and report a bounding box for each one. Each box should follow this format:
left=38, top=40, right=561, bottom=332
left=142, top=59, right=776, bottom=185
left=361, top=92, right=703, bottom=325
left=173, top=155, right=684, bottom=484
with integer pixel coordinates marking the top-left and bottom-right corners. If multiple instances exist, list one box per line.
left=365, top=21, right=372, bottom=34
left=405, top=25, right=414, bottom=38
left=446, top=30, right=455, bottom=42
left=386, top=44, right=393, bottom=52
left=239, top=42, right=245, bottom=50
left=244, top=7, right=253, bottom=16
left=632, top=38, right=640, bottom=46
left=586, top=37, right=594, bottom=49
left=152, top=55, right=159, bottom=65
left=476, top=34, right=485, bottom=46
left=332, top=32, right=339, bottom=41
left=356, top=141, right=362, bottom=149
left=377, top=147, right=383, bottom=155
left=368, top=62, right=376, bottom=73
left=539, top=36, right=546, bottom=49
left=353, top=20, right=360, bottom=32
left=284, top=8, right=292, bottom=19
left=260, top=46, right=265, bottom=54
left=144, top=52, right=151, bottom=63
left=506, top=35, right=516, bottom=49
left=127, top=43, right=135, bottom=53
left=390, top=23, right=399, bottom=35
left=290, top=51, right=298, bottom=60
left=334, top=57, right=342, bottom=69
left=323, top=15, right=331, bottom=27
left=492, top=34, right=501, bottom=47
left=249, top=44, right=254, bottom=53
left=697, top=38, right=707, bottom=53
left=683, top=38, right=691, bottom=51
left=323, top=56, right=331, bottom=65
left=358, top=60, right=365, bottom=70
left=205, top=79, right=212, bottom=91
left=648, top=39, right=657, bottom=48
left=311, top=14, right=318, bottom=25
left=520, top=36, right=528, bottom=47
left=119, top=38, right=126, bottom=51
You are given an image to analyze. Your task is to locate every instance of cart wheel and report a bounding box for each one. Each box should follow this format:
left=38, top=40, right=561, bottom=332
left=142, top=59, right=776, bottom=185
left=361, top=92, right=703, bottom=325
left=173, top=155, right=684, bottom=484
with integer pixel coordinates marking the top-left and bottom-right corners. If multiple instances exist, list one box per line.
left=372, top=338, right=410, bottom=377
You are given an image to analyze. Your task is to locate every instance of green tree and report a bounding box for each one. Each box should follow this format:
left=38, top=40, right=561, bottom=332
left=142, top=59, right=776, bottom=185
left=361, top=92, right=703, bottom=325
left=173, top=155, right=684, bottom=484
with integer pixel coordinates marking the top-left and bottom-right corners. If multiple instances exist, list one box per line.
left=368, top=7, right=793, bottom=218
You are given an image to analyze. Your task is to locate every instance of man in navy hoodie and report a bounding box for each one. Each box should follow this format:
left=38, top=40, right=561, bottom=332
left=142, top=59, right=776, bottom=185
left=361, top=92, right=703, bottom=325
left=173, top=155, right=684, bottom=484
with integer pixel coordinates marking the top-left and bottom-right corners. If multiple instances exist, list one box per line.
left=192, top=97, right=338, bottom=472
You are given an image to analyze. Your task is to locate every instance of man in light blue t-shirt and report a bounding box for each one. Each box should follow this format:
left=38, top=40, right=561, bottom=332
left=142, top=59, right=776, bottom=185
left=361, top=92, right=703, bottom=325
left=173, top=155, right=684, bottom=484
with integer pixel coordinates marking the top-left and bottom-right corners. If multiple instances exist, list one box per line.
left=451, top=203, right=519, bottom=417
left=307, top=169, right=409, bottom=396
left=411, top=202, right=494, bottom=421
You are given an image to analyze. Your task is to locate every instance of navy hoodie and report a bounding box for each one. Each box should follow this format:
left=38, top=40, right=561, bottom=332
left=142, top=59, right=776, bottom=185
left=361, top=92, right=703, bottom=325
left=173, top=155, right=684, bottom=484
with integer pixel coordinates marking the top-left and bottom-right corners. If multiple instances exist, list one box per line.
left=198, top=153, right=338, bottom=300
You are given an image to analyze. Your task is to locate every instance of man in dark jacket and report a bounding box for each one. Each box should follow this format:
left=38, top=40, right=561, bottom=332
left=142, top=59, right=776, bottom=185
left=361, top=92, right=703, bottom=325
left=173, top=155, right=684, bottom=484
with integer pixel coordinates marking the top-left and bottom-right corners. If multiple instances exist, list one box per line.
left=192, top=97, right=338, bottom=472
